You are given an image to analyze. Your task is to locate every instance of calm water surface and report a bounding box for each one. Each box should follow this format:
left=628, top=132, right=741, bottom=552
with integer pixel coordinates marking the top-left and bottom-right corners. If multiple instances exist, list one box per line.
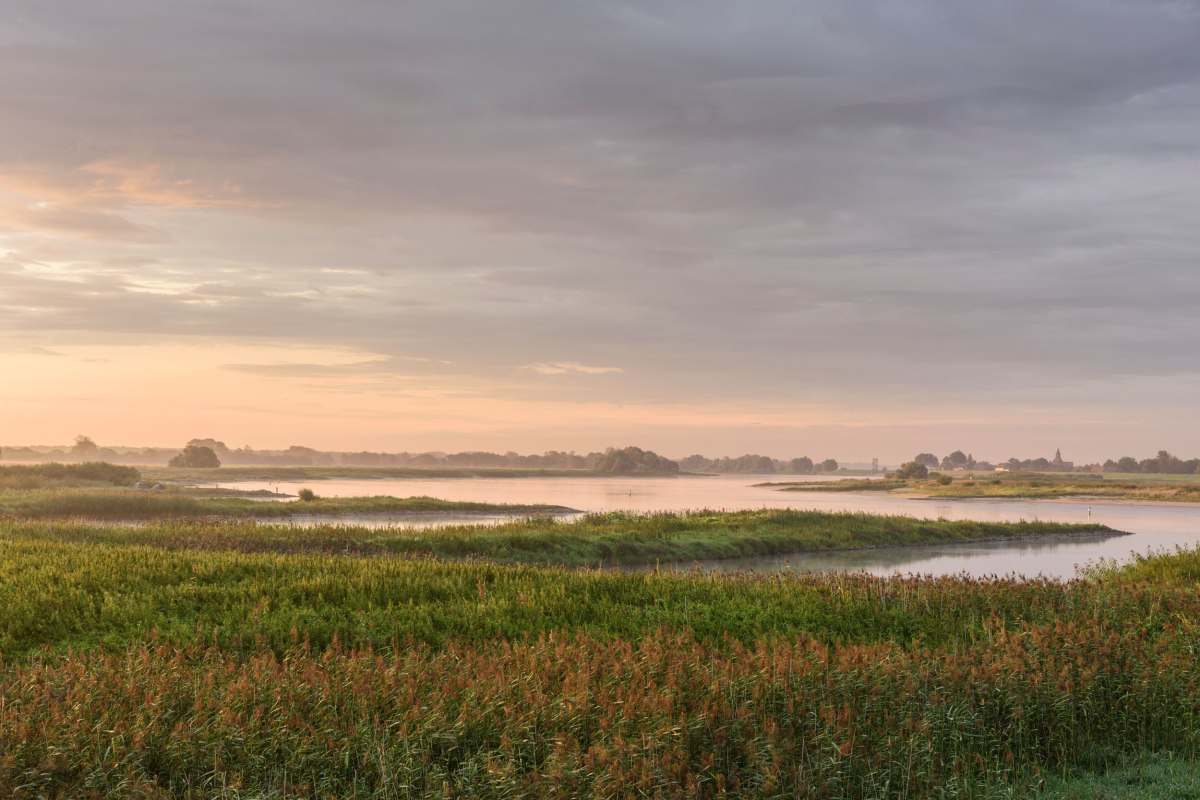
left=221, top=474, right=1200, bottom=579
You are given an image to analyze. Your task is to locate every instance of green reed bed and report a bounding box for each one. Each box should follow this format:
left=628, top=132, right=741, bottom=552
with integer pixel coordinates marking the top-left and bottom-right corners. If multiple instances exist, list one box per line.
left=0, top=510, right=1121, bottom=566
left=1085, top=543, right=1200, bottom=584
left=1, top=523, right=1195, bottom=797
left=0, top=521, right=1173, bottom=660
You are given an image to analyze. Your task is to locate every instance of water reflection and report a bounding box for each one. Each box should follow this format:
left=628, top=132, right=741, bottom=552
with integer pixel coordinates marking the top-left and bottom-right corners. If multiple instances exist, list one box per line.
left=634, top=532, right=1131, bottom=579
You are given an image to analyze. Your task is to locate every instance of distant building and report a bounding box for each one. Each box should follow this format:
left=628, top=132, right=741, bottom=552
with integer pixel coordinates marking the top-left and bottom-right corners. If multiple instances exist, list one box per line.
left=1052, top=448, right=1074, bottom=471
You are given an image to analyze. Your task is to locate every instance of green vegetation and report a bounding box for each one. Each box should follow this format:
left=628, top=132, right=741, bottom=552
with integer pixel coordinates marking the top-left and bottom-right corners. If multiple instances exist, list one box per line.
left=167, top=443, right=221, bottom=468
left=1099, top=450, right=1200, bottom=475
left=4, top=624, right=1195, bottom=798
left=0, top=507, right=1118, bottom=565
left=590, top=445, right=679, bottom=474
left=0, top=515, right=1196, bottom=797
left=0, top=522, right=1126, bottom=658
left=677, top=453, right=842, bottom=475
left=892, top=460, right=929, bottom=479
left=765, top=471, right=1200, bottom=502
left=0, top=461, right=140, bottom=489
left=0, top=489, right=575, bottom=521
left=907, top=448, right=1200, bottom=476
left=1040, top=752, right=1200, bottom=799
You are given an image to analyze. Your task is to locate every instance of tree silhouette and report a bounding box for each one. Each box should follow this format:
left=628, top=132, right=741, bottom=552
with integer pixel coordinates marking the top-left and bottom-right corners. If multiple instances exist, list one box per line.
left=72, top=435, right=98, bottom=455
left=168, top=445, right=221, bottom=468
left=893, top=461, right=929, bottom=479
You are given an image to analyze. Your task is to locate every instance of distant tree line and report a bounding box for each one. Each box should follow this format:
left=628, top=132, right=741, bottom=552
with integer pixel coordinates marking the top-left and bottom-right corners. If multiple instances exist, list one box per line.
left=0, top=437, right=685, bottom=475
left=0, top=437, right=844, bottom=476
left=910, top=451, right=998, bottom=471
left=0, top=436, right=607, bottom=469
left=900, top=448, right=1200, bottom=475
left=677, top=454, right=839, bottom=475
left=1101, top=451, right=1200, bottom=475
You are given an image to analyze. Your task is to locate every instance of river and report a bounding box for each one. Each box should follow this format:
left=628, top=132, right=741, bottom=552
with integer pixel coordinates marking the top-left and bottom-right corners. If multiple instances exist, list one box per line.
left=219, top=474, right=1200, bottom=579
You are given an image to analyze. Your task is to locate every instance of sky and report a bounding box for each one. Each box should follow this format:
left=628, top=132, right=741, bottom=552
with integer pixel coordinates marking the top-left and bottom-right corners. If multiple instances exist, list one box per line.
left=2, top=1, right=1200, bottom=463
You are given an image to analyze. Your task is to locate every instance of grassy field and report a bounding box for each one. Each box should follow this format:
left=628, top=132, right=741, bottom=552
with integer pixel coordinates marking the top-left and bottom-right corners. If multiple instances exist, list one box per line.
left=0, top=514, right=1197, bottom=797
left=765, top=472, right=1200, bottom=502
left=0, top=509, right=1119, bottom=566
left=1040, top=751, right=1200, bottom=799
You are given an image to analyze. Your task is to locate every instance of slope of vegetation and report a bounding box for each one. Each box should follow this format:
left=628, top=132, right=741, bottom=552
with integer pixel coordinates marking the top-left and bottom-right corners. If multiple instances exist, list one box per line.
left=0, top=519, right=1197, bottom=797
left=0, top=510, right=1120, bottom=566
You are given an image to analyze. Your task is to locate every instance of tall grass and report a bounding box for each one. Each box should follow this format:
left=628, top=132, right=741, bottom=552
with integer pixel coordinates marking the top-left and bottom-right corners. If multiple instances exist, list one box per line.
left=2, top=619, right=1197, bottom=797
left=0, top=462, right=140, bottom=489
left=1085, top=543, right=1200, bottom=584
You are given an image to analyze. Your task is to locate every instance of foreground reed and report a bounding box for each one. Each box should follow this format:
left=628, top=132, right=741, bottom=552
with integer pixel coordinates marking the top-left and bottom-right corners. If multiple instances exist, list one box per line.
left=3, top=620, right=1196, bottom=798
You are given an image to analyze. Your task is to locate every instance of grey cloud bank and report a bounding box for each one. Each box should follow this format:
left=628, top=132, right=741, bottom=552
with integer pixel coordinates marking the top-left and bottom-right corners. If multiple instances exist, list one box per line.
left=2, top=0, right=1200, bottom=449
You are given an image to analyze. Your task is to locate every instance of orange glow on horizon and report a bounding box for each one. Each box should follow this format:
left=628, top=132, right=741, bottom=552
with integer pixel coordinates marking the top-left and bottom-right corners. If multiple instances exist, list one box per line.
left=1, top=342, right=1140, bottom=461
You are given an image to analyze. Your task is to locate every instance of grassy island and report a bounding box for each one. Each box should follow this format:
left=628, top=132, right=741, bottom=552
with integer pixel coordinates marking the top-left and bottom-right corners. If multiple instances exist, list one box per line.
left=0, top=509, right=1120, bottom=566
left=762, top=471, right=1200, bottom=503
